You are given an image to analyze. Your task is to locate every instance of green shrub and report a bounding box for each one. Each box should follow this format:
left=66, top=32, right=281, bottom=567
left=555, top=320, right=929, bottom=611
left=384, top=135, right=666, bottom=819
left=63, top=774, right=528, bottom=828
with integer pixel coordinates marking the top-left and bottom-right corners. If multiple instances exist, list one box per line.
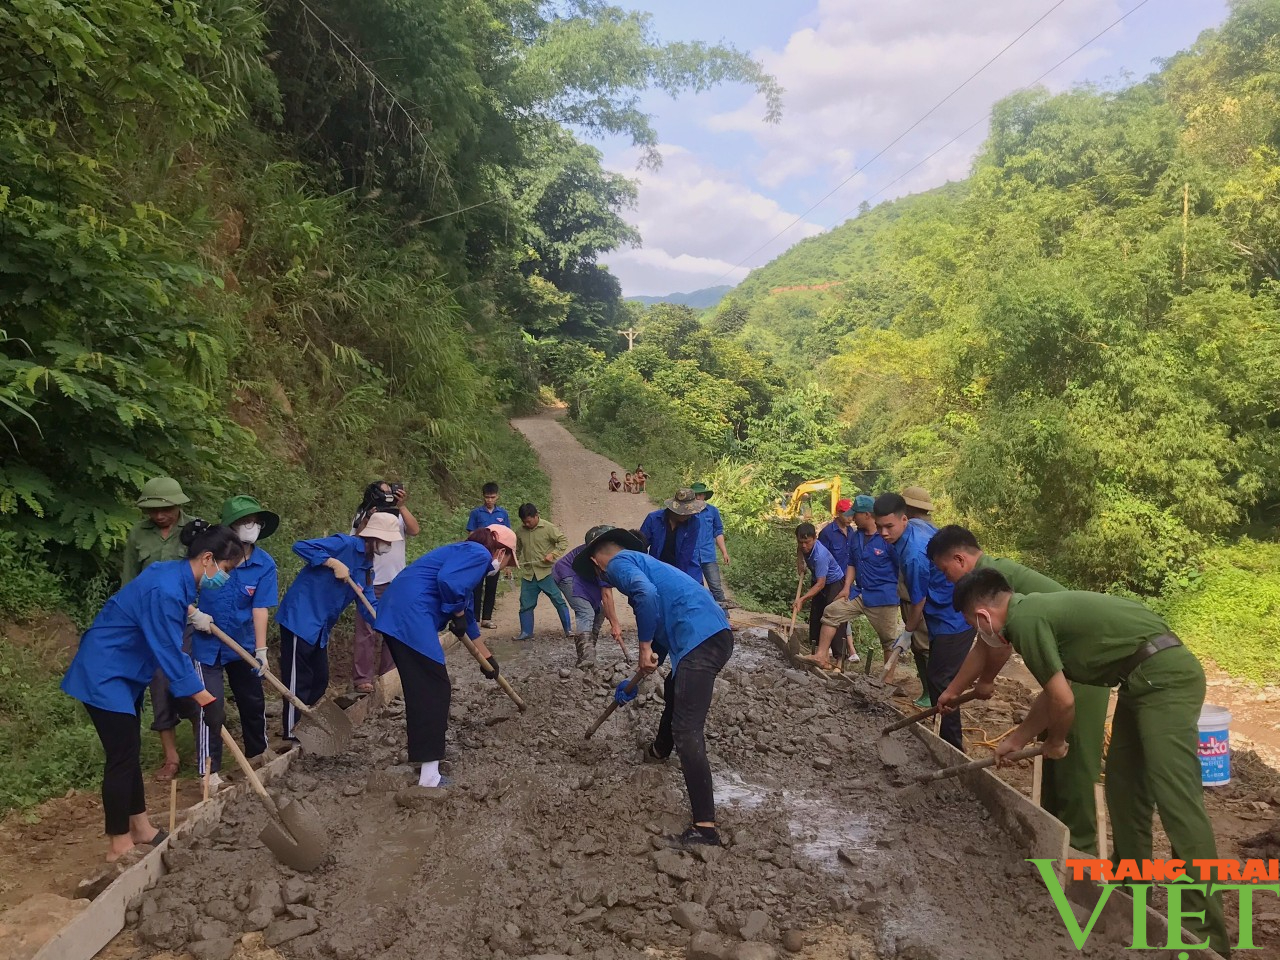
left=0, top=533, right=66, bottom=621
left=1154, top=540, right=1280, bottom=684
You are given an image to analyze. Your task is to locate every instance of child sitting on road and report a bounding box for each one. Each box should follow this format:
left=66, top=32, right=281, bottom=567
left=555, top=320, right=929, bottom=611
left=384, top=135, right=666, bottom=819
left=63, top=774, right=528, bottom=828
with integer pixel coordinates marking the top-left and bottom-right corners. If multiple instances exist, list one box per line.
left=624, top=473, right=636, bottom=493
left=608, top=471, right=622, bottom=492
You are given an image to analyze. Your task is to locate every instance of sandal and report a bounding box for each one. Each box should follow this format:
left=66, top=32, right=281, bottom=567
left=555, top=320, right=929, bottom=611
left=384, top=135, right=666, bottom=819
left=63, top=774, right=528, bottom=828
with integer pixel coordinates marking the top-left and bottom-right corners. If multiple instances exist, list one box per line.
left=153, top=758, right=180, bottom=782
left=140, top=828, right=168, bottom=847
left=354, top=683, right=375, bottom=695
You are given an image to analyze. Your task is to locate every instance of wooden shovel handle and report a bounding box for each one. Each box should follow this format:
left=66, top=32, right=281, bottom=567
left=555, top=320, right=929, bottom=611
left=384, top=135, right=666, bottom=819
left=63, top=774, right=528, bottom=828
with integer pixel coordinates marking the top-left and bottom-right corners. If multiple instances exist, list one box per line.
left=345, top=578, right=378, bottom=621
left=879, top=646, right=902, bottom=683
left=914, top=745, right=1045, bottom=784
left=881, top=689, right=981, bottom=734
left=209, top=623, right=313, bottom=718
left=219, top=727, right=281, bottom=819
left=585, top=672, right=643, bottom=740
left=457, top=633, right=527, bottom=712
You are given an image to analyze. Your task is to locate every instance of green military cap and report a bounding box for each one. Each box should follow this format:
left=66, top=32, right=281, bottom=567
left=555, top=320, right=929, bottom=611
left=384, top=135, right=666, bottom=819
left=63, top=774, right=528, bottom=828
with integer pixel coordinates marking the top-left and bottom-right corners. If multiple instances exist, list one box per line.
left=136, top=477, right=190, bottom=508
left=220, top=495, right=280, bottom=540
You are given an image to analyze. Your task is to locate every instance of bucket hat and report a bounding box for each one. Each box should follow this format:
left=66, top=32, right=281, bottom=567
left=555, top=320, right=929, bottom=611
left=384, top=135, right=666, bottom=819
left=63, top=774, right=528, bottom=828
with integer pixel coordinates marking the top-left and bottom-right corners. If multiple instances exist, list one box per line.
left=573, top=527, right=647, bottom=582
left=902, top=486, right=935, bottom=512
left=664, top=488, right=707, bottom=516
left=357, top=512, right=404, bottom=543
left=489, top=524, right=520, bottom=566
left=220, top=495, right=280, bottom=540
left=137, top=477, right=190, bottom=508
left=689, top=482, right=714, bottom=501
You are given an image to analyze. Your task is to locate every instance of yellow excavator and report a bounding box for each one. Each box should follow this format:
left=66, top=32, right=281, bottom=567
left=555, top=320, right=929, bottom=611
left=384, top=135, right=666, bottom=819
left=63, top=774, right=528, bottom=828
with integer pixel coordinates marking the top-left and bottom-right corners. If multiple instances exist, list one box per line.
left=774, top=477, right=842, bottom=522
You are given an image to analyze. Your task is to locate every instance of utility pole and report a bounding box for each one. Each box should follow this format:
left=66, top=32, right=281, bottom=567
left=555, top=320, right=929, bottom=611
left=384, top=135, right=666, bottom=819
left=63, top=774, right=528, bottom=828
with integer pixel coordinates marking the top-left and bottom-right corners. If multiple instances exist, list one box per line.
left=619, top=327, right=639, bottom=351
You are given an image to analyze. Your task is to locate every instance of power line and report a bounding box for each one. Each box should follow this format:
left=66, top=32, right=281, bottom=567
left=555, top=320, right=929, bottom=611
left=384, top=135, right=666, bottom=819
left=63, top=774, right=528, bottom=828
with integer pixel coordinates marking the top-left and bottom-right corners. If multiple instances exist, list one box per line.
left=828, top=0, right=1157, bottom=227
left=710, top=0, right=1072, bottom=285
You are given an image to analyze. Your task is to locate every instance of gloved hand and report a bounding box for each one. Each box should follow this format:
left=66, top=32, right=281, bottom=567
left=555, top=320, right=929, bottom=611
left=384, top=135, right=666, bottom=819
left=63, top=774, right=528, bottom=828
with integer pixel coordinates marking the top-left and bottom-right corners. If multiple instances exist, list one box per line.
left=892, top=628, right=914, bottom=656
left=614, top=679, right=639, bottom=706
left=447, top=615, right=467, bottom=639
left=254, top=648, right=269, bottom=677
left=188, top=609, right=215, bottom=633
left=480, top=655, right=499, bottom=680
left=326, top=558, right=351, bottom=581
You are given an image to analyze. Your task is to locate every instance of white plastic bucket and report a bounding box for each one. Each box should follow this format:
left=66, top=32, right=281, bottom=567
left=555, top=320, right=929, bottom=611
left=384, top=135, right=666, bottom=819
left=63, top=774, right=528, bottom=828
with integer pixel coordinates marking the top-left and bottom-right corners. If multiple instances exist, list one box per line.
left=1197, top=704, right=1232, bottom=786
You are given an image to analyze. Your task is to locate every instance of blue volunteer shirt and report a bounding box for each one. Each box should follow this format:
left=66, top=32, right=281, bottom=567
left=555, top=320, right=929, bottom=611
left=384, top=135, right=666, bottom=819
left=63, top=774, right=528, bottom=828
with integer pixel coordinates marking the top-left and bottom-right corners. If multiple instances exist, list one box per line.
left=276, top=533, right=376, bottom=648
left=851, top=529, right=898, bottom=606
left=376, top=541, right=492, bottom=665
left=62, top=560, right=205, bottom=714
left=892, top=519, right=970, bottom=636
left=817, top=521, right=855, bottom=587
left=695, top=503, right=725, bottom=564
left=602, top=551, right=731, bottom=672
left=194, top=546, right=279, bottom=666
left=639, top=509, right=704, bottom=582
left=466, top=504, right=511, bottom=532
left=804, top=539, right=845, bottom=586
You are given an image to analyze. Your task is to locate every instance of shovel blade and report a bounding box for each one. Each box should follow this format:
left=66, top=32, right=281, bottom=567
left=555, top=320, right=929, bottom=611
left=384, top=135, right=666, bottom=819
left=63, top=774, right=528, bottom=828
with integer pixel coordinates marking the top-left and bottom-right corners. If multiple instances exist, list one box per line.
left=259, top=797, right=329, bottom=872
left=294, top=699, right=353, bottom=757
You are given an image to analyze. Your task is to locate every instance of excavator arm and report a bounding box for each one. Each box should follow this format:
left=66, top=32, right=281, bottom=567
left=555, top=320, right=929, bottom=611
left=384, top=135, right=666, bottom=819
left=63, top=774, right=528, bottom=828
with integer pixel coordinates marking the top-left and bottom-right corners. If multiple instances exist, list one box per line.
left=776, top=478, right=841, bottom=521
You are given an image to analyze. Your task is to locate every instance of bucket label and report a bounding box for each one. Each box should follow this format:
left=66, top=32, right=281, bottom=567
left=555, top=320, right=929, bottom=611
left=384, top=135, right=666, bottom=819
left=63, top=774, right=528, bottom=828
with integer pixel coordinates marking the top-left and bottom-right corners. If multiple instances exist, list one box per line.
left=1198, top=730, right=1230, bottom=784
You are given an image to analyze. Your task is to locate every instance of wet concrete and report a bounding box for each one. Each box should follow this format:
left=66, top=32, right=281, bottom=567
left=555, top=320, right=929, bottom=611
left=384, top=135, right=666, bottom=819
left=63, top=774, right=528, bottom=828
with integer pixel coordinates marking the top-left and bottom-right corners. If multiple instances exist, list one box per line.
left=123, top=630, right=1142, bottom=960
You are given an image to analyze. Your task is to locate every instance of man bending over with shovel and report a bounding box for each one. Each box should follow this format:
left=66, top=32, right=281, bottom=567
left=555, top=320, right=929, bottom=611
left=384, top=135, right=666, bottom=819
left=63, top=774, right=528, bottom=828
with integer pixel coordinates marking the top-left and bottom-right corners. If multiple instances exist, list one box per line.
left=948, top=568, right=1229, bottom=956
left=576, top=528, right=734, bottom=849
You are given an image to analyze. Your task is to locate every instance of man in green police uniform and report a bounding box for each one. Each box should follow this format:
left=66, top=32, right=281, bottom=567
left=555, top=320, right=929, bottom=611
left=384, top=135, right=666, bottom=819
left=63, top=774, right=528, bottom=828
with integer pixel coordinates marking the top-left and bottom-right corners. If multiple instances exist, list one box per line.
left=948, top=567, right=1228, bottom=956
left=122, top=476, right=193, bottom=782
left=928, top=526, right=1109, bottom=855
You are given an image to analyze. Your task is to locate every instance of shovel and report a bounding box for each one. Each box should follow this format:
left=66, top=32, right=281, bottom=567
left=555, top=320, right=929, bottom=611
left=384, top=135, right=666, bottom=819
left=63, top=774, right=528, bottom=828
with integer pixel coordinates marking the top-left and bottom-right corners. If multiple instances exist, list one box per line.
left=876, top=690, right=981, bottom=768
left=209, top=624, right=353, bottom=757
left=456, top=633, right=527, bottom=712
left=345, top=577, right=378, bottom=622
left=584, top=671, right=642, bottom=739
left=913, top=744, right=1045, bottom=784
left=219, top=728, right=329, bottom=872
left=785, top=573, right=805, bottom=658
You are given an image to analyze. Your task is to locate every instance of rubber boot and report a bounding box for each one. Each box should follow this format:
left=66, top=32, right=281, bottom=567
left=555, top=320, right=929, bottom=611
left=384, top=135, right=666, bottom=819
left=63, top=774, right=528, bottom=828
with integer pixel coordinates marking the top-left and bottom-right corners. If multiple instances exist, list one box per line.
left=557, top=605, right=572, bottom=637
left=573, top=633, right=592, bottom=668
left=913, top=650, right=931, bottom=708
left=516, top=609, right=534, bottom=641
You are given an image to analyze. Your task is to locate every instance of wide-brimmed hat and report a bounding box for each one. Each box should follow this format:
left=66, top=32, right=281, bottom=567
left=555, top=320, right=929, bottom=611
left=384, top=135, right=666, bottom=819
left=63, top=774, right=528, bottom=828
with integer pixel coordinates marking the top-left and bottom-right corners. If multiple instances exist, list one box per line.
left=689, top=482, right=714, bottom=501
left=573, top=527, right=646, bottom=581
left=221, top=495, right=280, bottom=540
left=488, top=525, right=520, bottom=566
left=357, top=512, right=403, bottom=543
left=848, top=494, right=875, bottom=515
left=664, top=488, right=707, bottom=516
left=137, top=477, right=190, bottom=508
left=902, top=486, right=935, bottom=512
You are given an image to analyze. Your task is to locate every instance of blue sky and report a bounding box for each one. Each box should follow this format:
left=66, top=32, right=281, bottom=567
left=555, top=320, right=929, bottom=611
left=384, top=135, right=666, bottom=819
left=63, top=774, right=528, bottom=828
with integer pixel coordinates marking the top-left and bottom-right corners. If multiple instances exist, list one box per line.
left=596, top=0, right=1231, bottom=296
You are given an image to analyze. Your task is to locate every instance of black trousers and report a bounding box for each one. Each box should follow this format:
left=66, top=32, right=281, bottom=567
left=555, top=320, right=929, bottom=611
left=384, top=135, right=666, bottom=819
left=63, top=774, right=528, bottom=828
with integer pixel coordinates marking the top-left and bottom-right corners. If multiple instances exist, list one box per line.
left=652, top=629, right=734, bottom=824
left=472, top=573, right=498, bottom=622
left=176, top=660, right=268, bottom=773
left=809, top=581, right=848, bottom=657
left=384, top=635, right=451, bottom=763
left=279, top=628, right=329, bottom=740
left=85, top=695, right=146, bottom=836
left=927, top=627, right=976, bottom=750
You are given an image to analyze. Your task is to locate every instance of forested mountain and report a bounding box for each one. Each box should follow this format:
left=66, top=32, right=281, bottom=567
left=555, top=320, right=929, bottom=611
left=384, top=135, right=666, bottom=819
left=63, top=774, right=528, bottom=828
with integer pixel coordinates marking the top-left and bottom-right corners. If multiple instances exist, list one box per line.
left=0, top=0, right=778, bottom=608
left=565, top=0, right=1280, bottom=678
left=627, top=285, right=733, bottom=308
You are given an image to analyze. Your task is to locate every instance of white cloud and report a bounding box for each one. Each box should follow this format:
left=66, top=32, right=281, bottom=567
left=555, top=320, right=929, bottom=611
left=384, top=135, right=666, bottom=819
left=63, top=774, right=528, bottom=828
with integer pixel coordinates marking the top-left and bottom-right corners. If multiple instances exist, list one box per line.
left=601, top=145, right=823, bottom=297
left=712, top=0, right=1123, bottom=204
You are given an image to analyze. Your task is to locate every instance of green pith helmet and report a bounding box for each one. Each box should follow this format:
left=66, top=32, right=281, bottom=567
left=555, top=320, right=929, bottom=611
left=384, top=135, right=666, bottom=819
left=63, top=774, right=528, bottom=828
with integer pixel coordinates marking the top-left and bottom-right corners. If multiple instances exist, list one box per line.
left=584, top=524, right=615, bottom=545
left=136, top=477, right=190, bottom=508
left=220, top=495, right=281, bottom=540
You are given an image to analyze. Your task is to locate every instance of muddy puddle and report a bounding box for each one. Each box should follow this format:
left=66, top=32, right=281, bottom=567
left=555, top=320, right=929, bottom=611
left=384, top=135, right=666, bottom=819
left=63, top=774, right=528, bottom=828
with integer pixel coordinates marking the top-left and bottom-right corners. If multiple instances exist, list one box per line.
left=123, top=629, right=1144, bottom=960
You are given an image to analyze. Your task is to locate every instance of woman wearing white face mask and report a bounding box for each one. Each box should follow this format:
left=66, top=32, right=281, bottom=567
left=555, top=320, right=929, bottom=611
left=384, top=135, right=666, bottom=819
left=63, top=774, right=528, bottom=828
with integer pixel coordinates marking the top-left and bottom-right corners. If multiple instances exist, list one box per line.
left=275, top=513, right=401, bottom=741
left=374, top=526, right=518, bottom=788
left=183, top=496, right=281, bottom=787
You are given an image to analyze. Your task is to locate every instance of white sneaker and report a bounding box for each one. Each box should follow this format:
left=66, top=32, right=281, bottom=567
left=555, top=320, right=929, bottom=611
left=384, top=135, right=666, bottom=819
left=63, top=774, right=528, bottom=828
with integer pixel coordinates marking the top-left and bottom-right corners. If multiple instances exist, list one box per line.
left=206, top=771, right=223, bottom=795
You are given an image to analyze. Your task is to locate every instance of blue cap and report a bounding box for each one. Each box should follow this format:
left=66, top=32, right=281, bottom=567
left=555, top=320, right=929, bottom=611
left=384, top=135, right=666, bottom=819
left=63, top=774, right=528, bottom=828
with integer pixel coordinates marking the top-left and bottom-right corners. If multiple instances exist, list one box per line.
left=848, top=495, right=875, bottom=515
